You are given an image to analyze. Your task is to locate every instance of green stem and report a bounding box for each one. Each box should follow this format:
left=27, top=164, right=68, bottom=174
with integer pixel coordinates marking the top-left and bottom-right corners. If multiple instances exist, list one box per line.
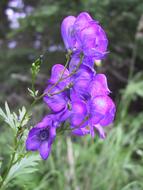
left=0, top=136, right=18, bottom=189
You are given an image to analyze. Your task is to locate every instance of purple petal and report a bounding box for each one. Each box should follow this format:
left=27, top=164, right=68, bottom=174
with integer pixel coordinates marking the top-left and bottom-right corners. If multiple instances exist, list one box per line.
left=71, top=65, right=94, bottom=98
left=39, top=141, right=51, bottom=160
left=72, top=127, right=89, bottom=136
left=77, top=21, right=108, bottom=59
left=90, top=96, right=115, bottom=125
left=61, top=15, right=76, bottom=50
left=70, top=101, right=87, bottom=126
left=90, top=125, right=95, bottom=138
left=49, top=127, right=56, bottom=141
left=69, top=53, right=81, bottom=72
left=49, top=64, right=70, bottom=87
left=89, top=74, right=110, bottom=97
left=100, top=100, right=116, bottom=126
left=35, top=115, right=53, bottom=129
left=69, top=52, right=95, bottom=72
left=75, top=65, right=94, bottom=81
left=26, top=128, right=41, bottom=151
left=57, top=108, right=71, bottom=122
left=94, top=124, right=106, bottom=139
left=44, top=86, right=67, bottom=112
left=74, top=12, right=93, bottom=33
left=83, top=56, right=95, bottom=70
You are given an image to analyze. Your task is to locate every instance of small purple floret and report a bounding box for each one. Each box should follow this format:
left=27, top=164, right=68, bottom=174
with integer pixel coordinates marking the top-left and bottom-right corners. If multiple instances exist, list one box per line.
left=26, top=115, right=57, bottom=160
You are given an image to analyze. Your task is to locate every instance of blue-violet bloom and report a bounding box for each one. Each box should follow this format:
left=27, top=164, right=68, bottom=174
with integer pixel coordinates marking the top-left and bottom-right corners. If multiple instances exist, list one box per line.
left=61, top=12, right=108, bottom=60
left=26, top=115, right=58, bottom=160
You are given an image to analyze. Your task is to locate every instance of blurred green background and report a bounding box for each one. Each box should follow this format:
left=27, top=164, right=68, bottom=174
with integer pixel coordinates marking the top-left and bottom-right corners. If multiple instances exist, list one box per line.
left=0, top=0, right=143, bottom=190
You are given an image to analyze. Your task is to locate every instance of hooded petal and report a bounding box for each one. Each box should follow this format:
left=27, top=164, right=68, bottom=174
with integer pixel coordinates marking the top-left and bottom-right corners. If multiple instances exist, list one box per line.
left=89, top=74, right=110, bottom=97
left=100, top=100, right=116, bottom=126
left=39, top=141, right=51, bottom=160
left=61, top=15, right=76, bottom=50
left=74, top=12, right=93, bottom=33
left=90, top=96, right=115, bottom=125
left=77, top=21, right=108, bottom=59
left=49, top=64, right=70, bottom=88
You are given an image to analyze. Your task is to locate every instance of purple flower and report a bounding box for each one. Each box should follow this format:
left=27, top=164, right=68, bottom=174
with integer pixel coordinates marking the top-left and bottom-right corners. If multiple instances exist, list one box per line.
left=61, top=12, right=108, bottom=60
left=74, top=13, right=108, bottom=59
left=43, top=64, right=72, bottom=123
left=26, top=115, right=58, bottom=160
left=71, top=95, right=115, bottom=139
left=61, top=16, right=77, bottom=50
left=88, top=74, right=111, bottom=97
left=48, top=64, right=70, bottom=88
left=44, top=85, right=69, bottom=112
left=43, top=64, right=70, bottom=114
left=25, top=12, right=116, bottom=161
left=69, top=72, right=116, bottom=139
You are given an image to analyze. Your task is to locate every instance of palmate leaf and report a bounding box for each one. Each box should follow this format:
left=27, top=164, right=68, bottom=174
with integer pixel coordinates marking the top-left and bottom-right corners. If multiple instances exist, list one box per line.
left=4, top=154, right=40, bottom=188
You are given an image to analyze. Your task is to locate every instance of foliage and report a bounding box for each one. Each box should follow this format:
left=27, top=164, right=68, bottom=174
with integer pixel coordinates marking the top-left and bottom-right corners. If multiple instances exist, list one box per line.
left=0, top=72, right=143, bottom=189
left=0, top=0, right=143, bottom=190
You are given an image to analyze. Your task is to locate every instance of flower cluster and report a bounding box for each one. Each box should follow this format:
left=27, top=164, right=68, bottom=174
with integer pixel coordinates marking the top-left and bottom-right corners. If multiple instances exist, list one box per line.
left=26, top=12, right=116, bottom=160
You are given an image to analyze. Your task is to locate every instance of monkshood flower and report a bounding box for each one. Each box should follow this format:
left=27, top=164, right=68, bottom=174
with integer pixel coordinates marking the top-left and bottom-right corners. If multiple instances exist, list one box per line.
left=43, top=64, right=70, bottom=113
left=26, top=114, right=59, bottom=160
left=70, top=74, right=115, bottom=139
left=61, top=12, right=108, bottom=60
left=44, top=85, right=69, bottom=113
left=43, top=64, right=72, bottom=123
left=70, top=95, right=115, bottom=139
left=48, top=64, right=70, bottom=88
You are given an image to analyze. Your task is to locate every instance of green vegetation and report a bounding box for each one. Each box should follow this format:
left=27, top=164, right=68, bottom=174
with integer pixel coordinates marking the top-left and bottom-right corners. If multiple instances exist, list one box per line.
left=0, top=0, right=143, bottom=189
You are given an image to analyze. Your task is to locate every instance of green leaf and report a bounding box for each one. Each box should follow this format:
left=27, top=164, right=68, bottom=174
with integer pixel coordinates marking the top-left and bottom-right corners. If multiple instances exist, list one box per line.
left=4, top=154, right=40, bottom=187
left=124, top=73, right=143, bottom=98
left=0, top=102, right=16, bottom=130
left=0, top=102, right=29, bottom=130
